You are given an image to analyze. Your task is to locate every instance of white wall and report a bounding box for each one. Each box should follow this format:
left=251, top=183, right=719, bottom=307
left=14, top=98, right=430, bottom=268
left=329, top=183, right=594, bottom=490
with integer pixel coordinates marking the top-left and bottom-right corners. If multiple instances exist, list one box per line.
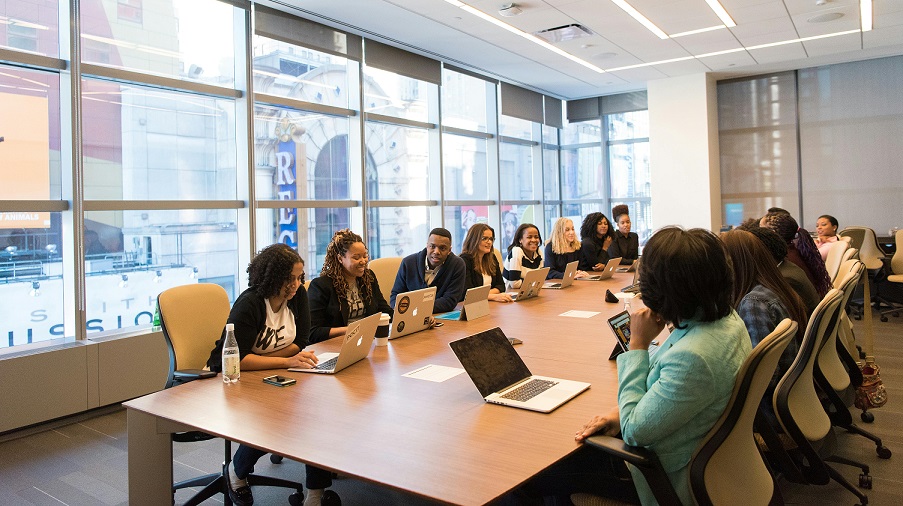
left=648, top=73, right=722, bottom=232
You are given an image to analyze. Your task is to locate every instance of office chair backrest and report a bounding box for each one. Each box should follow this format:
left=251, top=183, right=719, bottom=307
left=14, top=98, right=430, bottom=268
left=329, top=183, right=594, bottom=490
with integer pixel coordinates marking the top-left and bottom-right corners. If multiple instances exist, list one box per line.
left=891, top=229, right=903, bottom=275
left=841, top=247, right=858, bottom=264
left=158, top=283, right=230, bottom=387
left=690, top=319, right=796, bottom=506
left=368, top=256, right=403, bottom=303
left=493, top=248, right=503, bottom=270
left=824, top=240, right=849, bottom=284
left=818, top=266, right=862, bottom=393
left=840, top=227, right=884, bottom=269
left=774, top=289, right=843, bottom=443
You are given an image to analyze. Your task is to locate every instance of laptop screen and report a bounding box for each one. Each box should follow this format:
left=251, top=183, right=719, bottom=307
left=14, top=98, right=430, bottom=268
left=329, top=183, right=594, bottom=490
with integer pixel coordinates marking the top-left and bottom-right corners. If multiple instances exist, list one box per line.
left=449, top=328, right=532, bottom=397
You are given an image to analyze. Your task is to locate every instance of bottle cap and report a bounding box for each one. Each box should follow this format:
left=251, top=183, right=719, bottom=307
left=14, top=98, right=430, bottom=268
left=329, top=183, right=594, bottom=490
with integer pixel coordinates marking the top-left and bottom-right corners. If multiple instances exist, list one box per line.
left=226, top=323, right=234, bottom=331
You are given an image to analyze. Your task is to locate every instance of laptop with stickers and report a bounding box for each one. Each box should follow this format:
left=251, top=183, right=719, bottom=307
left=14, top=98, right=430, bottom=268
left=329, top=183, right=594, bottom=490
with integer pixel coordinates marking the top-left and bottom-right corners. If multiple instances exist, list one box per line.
left=506, top=267, right=550, bottom=301
left=390, top=286, right=437, bottom=339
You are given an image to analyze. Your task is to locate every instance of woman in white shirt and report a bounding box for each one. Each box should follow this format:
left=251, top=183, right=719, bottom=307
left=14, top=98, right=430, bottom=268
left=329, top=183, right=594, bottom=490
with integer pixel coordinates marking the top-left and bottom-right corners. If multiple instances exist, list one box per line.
left=503, top=223, right=543, bottom=289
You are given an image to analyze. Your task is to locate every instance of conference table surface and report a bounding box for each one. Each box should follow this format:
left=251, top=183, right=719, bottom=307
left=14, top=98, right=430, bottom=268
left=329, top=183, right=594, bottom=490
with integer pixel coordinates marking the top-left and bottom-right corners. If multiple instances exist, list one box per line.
left=125, top=273, right=652, bottom=506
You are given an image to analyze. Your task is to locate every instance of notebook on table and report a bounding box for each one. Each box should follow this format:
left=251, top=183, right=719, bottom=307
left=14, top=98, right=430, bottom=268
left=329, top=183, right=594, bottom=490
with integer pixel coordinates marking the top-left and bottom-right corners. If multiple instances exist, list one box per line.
left=506, top=267, right=550, bottom=301
left=449, top=327, right=590, bottom=413
left=390, top=286, right=437, bottom=339
left=579, top=257, right=622, bottom=281
left=543, top=261, right=577, bottom=289
left=436, top=284, right=491, bottom=321
left=291, top=313, right=380, bottom=374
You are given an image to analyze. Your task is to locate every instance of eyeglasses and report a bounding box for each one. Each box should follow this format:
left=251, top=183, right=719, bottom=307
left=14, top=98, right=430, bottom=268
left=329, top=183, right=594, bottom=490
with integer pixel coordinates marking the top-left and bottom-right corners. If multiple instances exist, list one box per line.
left=480, top=236, right=495, bottom=243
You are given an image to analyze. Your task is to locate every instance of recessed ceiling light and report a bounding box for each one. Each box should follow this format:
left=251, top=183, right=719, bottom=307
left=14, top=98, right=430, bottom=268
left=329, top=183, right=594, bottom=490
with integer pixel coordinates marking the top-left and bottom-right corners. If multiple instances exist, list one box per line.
left=593, top=52, right=619, bottom=59
left=808, top=12, right=844, bottom=23
left=498, top=3, right=522, bottom=17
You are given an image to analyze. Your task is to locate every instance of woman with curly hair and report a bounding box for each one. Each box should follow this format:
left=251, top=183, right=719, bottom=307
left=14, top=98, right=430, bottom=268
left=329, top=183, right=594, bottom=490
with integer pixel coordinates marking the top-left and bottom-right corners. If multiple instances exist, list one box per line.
left=760, top=212, right=832, bottom=297
left=308, top=229, right=392, bottom=345
left=578, top=212, right=614, bottom=272
left=205, top=243, right=324, bottom=506
left=544, top=217, right=589, bottom=279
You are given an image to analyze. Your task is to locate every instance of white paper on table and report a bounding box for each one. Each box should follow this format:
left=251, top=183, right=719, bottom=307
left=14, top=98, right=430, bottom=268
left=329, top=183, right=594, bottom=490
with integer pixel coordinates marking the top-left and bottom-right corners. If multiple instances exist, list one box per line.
left=402, top=364, right=466, bottom=382
left=559, top=310, right=601, bottom=319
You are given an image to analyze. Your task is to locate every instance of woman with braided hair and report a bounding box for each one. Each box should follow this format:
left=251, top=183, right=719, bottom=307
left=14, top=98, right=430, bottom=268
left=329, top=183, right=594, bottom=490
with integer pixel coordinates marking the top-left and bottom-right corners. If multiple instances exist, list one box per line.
left=308, top=229, right=392, bottom=345
left=760, top=212, right=832, bottom=297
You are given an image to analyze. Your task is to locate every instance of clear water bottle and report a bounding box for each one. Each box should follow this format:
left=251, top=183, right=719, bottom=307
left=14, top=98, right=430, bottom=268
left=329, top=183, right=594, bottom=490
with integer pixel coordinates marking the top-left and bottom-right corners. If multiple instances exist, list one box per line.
left=624, top=297, right=631, bottom=314
left=221, top=323, right=240, bottom=383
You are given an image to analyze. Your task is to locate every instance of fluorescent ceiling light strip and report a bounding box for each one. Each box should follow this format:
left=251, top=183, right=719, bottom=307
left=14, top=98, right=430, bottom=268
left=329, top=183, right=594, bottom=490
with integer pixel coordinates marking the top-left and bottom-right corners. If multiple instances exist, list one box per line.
left=703, top=0, right=736, bottom=28
left=695, top=47, right=746, bottom=58
left=606, top=55, right=694, bottom=72
left=610, top=0, right=668, bottom=39
left=861, top=0, right=873, bottom=31
left=444, top=1, right=605, bottom=73
left=746, top=29, right=860, bottom=50
left=670, top=25, right=726, bottom=38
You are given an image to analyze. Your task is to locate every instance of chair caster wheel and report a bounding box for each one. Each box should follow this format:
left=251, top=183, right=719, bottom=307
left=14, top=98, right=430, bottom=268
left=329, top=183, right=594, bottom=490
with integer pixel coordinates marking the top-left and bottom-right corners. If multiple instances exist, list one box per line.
left=854, top=315, right=862, bottom=320
left=859, top=473, right=872, bottom=489
left=322, top=490, right=342, bottom=506
left=289, top=491, right=303, bottom=506
left=877, top=446, right=891, bottom=459
left=880, top=316, right=888, bottom=322
left=861, top=411, right=874, bottom=423
left=270, top=454, right=283, bottom=464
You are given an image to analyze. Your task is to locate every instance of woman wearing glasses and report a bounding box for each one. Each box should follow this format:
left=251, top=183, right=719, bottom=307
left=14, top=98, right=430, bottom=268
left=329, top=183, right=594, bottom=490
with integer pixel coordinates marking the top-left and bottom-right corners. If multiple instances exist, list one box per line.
left=460, top=223, right=512, bottom=302
left=308, top=229, right=393, bottom=345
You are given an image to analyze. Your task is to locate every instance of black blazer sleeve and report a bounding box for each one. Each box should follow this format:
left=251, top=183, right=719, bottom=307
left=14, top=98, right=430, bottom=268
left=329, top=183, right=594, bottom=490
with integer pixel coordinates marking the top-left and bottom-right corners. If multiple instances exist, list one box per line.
left=288, top=287, right=311, bottom=350
left=489, top=254, right=505, bottom=293
left=308, top=276, right=343, bottom=344
left=544, top=243, right=564, bottom=279
left=460, top=252, right=503, bottom=292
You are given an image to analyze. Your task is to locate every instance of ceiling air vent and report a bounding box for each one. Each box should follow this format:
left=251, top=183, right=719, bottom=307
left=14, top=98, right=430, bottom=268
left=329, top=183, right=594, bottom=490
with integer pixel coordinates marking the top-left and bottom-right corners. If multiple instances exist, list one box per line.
left=533, top=24, right=593, bottom=43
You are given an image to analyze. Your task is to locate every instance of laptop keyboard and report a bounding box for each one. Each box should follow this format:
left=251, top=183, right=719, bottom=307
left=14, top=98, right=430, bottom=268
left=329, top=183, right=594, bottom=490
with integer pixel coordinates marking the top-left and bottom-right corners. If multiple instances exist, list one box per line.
left=500, top=378, right=558, bottom=402
left=315, top=356, right=338, bottom=370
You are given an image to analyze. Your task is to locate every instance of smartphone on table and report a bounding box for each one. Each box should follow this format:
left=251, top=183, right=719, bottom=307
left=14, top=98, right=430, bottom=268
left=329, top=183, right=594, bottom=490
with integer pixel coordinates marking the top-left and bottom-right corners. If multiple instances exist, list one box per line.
left=263, top=375, right=297, bottom=387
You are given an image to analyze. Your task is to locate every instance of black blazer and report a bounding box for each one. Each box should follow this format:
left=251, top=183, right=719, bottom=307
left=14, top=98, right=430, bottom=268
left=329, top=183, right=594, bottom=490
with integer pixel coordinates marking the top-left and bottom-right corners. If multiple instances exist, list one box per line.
left=579, top=235, right=611, bottom=271
left=308, top=274, right=393, bottom=344
left=608, top=232, right=639, bottom=265
left=459, top=252, right=505, bottom=293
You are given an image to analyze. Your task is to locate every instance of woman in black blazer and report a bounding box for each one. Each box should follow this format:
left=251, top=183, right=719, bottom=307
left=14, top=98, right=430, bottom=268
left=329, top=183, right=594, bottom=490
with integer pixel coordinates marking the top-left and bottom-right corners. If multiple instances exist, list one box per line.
left=459, top=223, right=512, bottom=302
left=607, top=204, right=639, bottom=265
left=308, top=229, right=392, bottom=344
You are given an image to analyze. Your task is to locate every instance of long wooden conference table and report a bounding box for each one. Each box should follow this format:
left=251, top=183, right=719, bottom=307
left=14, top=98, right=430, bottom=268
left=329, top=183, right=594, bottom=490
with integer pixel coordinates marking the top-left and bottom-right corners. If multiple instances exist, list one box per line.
left=125, top=273, right=646, bottom=505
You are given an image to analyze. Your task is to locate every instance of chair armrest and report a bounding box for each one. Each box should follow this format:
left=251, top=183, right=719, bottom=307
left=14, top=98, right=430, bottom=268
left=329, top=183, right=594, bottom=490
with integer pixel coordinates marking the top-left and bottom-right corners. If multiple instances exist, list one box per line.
left=584, top=435, right=656, bottom=468
left=173, top=369, right=217, bottom=384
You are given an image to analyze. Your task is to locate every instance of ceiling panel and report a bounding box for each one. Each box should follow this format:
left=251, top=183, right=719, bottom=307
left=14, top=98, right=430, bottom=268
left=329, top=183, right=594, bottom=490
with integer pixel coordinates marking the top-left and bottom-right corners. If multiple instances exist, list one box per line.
left=803, top=32, right=863, bottom=57
left=275, top=0, right=903, bottom=99
left=748, top=43, right=808, bottom=64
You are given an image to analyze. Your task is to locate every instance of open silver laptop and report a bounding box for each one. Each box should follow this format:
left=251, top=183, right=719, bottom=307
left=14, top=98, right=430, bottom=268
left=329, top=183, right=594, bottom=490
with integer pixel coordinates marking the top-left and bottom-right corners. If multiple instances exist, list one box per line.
left=543, top=261, right=577, bottom=289
left=579, top=257, right=622, bottom=281
left=449, top=327, right=590, bottom=413
left=616, top=258, right=639, bottom=273
left=291, top=312, right=380, bottom=374
left=390, top=286, right=437, bottom=339
left=506, top=267, right=550, bottom=301
left=621, top=258, right=642, bottom=294
left=436, top=285, right=491, bottom=321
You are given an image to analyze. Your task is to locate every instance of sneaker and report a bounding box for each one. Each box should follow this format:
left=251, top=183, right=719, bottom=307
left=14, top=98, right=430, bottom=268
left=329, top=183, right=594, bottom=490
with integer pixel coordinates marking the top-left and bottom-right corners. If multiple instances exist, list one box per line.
left=226, top=466, right=254, bottom=506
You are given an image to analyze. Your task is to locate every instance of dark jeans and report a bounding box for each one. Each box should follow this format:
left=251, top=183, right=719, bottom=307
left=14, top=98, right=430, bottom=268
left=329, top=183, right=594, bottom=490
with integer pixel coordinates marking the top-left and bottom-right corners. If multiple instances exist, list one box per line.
left=498, top=446, right=640, bottom=505
left=233, top=444, right=333, bottom=490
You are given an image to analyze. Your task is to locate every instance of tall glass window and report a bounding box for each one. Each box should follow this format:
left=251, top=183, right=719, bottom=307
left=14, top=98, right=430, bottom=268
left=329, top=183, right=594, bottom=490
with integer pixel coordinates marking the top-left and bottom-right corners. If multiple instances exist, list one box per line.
left=0, top=0, right=60, bottom=57
left=81, top=0, right=237, bottom=87
left=607, top=112, right=651, bottom=243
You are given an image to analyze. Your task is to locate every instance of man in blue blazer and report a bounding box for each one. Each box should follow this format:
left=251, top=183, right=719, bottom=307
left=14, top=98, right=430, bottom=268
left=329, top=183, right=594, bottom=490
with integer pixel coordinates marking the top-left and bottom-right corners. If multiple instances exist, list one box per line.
left=391, top=228, right=466, bottom=314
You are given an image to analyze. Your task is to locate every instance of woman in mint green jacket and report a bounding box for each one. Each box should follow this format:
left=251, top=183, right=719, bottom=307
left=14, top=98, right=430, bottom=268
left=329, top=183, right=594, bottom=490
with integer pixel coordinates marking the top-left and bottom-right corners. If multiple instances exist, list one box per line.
left=575, top=227, right=752, bottom=504
left=511, top=227, right=751, bottom=505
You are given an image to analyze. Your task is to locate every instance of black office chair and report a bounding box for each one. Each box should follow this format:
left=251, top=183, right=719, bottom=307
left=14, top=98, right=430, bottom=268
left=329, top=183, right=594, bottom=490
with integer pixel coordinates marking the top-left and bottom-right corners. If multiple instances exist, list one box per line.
left=159, top=283, right=304, bottom=506
left=584, top=319, right=798, bottom=505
